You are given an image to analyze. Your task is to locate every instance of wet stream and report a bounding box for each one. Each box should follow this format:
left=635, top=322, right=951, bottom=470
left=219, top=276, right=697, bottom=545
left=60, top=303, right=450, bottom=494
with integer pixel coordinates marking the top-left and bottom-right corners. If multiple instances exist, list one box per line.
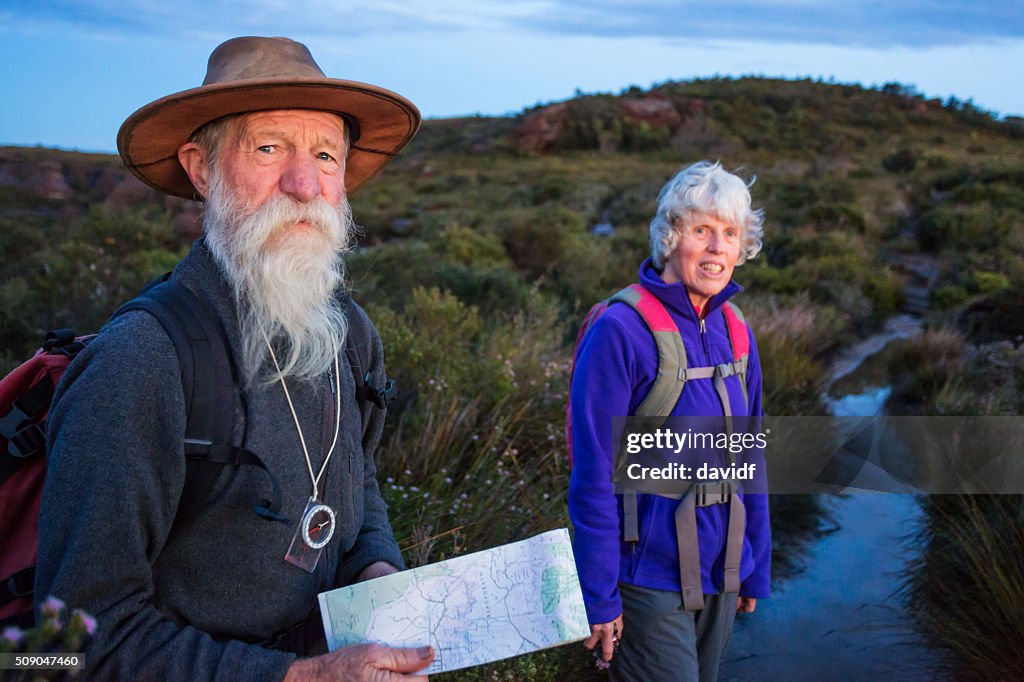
left=720, top=314, right=944, bottom=680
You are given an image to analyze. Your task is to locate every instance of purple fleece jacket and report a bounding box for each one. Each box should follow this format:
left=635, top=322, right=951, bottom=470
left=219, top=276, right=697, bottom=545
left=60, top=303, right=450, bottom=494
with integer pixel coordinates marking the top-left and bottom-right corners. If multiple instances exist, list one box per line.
left=568, top=258, right=771, bottom=625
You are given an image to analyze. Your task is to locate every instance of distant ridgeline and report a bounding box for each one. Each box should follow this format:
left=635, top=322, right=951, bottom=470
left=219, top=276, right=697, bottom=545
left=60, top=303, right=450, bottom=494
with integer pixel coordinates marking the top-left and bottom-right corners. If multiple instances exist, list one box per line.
left=2, top=76, right=1023, bottom=376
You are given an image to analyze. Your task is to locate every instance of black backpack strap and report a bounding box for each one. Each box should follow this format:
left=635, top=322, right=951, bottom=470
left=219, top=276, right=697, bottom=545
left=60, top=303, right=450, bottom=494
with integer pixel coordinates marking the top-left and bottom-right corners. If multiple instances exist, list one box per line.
left=113, top=281, right=288, bottom=528
left=339, top=296, right=395, bottom=435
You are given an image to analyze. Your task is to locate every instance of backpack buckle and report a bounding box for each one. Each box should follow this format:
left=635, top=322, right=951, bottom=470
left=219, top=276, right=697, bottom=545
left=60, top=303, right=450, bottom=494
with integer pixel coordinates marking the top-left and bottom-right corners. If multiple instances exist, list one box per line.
left=715, top=363, right=737, bottom=379
left=183, top=438, right=215, bottom=458
left=1, top=405, right=45, bottom=459
left=694, top=482, right=732, bottom=507
left=361, top=373, right=396, bottom=409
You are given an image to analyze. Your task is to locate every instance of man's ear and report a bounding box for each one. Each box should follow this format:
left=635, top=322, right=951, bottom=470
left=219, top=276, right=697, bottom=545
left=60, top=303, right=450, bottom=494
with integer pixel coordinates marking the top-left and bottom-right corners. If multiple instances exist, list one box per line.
left=177, top=142, right=211, bottom=199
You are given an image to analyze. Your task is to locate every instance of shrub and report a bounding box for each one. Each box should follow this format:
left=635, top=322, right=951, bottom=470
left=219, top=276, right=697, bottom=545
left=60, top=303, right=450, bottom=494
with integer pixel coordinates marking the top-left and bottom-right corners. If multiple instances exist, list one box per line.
left=370, top=290, right=573, bottom=563
left=500, top=205, right=586, bottom=278
left=429, top=224, right=509, bottom=269
left=862, top=269, right=905, bottom=318
left=931, top=285, right=969, bottom=309
left=967, top=270, right=1009, bottom=294
left=882, top=147, right=919, bottom=173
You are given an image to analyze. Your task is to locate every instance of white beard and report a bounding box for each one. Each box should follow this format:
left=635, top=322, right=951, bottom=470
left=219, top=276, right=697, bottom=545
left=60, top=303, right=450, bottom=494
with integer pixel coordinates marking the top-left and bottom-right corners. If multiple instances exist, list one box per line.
left=203, top=170, right=353, bottom=386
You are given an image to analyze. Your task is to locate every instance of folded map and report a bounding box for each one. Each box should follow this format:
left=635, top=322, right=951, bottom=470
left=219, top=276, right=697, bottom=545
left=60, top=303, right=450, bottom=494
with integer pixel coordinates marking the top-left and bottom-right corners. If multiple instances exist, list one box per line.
left=318, top=528, right=590, bottom=674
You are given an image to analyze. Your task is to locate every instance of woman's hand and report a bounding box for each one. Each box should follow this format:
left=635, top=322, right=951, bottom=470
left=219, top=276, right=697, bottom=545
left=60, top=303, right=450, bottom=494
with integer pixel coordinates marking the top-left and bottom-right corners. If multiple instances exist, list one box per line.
left=583, top=614, right=624, bottom=665
left=736, top=596, right=757, bottom=613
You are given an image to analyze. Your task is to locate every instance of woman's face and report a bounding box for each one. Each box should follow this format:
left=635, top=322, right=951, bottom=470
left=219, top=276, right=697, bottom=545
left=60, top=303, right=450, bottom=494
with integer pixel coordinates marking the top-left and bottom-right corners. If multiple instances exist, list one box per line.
left=662, top=213, right=742, bottom=312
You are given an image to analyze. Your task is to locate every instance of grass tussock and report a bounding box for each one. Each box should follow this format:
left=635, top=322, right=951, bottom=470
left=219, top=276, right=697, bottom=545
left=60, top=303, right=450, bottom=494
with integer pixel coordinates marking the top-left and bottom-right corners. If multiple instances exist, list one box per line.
left=742, top=293, right=837, bottom=415
left=891, top=329, right=1024, bottom=679
left=906, top=495, right=1024, bottom=680
left=369, top=288, right=574, bottom=565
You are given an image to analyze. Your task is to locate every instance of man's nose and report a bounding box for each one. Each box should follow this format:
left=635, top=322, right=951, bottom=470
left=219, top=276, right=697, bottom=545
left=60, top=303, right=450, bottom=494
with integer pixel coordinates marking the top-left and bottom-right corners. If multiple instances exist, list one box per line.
left=279, top=154, right=321, bottom=203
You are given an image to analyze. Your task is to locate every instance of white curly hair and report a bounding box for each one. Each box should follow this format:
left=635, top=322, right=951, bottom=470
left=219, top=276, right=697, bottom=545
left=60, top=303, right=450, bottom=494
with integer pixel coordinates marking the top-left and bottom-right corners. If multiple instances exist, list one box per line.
left=649, top=161, right=764, bottom=269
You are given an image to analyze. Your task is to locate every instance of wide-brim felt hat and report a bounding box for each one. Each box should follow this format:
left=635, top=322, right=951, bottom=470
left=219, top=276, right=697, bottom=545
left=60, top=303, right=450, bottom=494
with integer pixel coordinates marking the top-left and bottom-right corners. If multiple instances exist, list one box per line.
left=117, top=36, right=420, bottom=200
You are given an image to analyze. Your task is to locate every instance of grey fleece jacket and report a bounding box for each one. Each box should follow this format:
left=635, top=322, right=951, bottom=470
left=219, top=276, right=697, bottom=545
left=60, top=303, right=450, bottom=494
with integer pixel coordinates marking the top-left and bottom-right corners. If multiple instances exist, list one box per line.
left=35, top=239, right=405, bottom=681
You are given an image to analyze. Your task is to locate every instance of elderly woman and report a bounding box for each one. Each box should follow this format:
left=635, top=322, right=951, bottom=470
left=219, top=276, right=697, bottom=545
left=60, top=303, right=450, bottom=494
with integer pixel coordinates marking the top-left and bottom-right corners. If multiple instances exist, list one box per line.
left=568, top=161, right=770, bottom=681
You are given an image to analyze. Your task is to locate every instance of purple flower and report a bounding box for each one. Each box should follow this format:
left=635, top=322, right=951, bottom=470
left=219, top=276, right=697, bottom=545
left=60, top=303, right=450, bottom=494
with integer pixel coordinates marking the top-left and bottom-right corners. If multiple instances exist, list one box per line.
left=2, top=626, right=23, bottom=644
left=72, top=609, right=98, bottom=637
left=40, top=596, right=66, bottom=619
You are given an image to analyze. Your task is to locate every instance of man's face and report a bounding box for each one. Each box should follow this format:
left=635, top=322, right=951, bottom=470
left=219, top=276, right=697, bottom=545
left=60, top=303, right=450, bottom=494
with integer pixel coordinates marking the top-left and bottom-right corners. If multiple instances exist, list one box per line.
left=216, top=110, right=348, bottom=219
left=195, top=109, right=354, bottom=385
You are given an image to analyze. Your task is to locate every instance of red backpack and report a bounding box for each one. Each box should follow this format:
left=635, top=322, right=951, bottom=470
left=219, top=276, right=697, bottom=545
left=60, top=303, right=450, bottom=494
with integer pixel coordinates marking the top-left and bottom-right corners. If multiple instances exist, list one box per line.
left=0, top=332, right=83, bottom=626
left=565, top=282, right=751, bottom=611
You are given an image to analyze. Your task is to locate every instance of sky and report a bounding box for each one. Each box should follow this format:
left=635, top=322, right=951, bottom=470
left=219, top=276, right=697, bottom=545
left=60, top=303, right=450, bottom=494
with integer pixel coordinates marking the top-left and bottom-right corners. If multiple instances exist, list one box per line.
left=2, top=1, right=1023, bottom=153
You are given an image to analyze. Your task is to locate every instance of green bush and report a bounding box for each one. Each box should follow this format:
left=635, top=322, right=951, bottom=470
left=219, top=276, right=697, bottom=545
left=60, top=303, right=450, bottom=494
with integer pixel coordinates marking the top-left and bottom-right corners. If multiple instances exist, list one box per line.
left=931, top=285, right=969, bottom=309
left=863, top=269, right=905, bottom=317
left=882, top=147, right=919, bottom=173
left=500, top=205, right=586, bottom=278
left=968, top=270, right=1009, bottom=294
left=369, top=288, right=573, bottom=565
left=429, top=224, right=509, bottom=268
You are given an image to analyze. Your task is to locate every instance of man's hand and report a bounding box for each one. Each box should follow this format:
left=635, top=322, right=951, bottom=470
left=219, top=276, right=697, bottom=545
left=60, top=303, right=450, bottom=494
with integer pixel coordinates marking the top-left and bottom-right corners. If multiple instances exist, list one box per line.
left=356, top=561, right=399, bottom=582
left=284, top=643, right=434, bottom=682
left=736, top=596, right=757, bottom=613
left=583, top=614, right=624, bottom=664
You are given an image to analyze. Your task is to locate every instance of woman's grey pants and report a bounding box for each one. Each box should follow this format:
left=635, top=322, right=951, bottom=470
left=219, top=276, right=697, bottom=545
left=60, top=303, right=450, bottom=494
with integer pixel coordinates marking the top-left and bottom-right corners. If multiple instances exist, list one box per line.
left=611, top=583, right=737, bottom=682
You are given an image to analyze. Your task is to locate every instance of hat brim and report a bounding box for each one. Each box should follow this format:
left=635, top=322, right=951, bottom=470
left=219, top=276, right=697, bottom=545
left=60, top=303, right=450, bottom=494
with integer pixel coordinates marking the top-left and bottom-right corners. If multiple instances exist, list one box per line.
left=117, top=78, right=420, bottom=200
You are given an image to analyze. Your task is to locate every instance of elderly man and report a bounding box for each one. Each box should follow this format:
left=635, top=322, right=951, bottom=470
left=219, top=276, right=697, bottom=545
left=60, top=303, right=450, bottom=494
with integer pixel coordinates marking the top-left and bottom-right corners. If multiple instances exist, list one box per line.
left=34, top=37, right=432, bottom=681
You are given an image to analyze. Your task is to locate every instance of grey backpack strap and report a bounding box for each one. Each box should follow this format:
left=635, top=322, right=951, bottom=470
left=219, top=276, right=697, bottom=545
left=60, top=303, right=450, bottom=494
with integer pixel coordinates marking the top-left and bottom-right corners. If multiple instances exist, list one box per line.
left=722, top=301, right=750, bottom=412
left=609, top=285, right=688, bottom=420
left=722, top=485, right=746, bottom=594
left=608, top=284, right=687, bottom=546
left=622, top=489, right=639, bottom=543
left=674, top=493, right=704, bottom=612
